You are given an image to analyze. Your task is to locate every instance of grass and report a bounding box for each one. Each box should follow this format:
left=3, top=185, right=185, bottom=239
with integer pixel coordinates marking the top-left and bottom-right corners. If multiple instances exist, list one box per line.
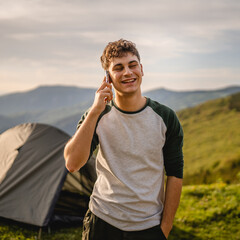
left=169, top=183, right=240, bottom=240
left=0, top=221, right=83, bottom=240
left=1, top=183, right=239, bottom=240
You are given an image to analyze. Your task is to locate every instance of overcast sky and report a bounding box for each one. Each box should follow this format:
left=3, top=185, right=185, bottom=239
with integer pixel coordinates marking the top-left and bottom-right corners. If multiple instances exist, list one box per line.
left=0, top=0, right=240, bottom=95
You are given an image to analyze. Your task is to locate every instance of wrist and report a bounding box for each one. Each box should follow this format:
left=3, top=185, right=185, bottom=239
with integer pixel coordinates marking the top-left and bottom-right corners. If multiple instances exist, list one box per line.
left=160, top=223, right=172, bottom=239
left=89, top=106, right=103, bottom=117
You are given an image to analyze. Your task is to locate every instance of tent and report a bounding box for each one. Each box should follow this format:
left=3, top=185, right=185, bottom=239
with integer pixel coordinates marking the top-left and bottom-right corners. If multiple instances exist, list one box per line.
left=0, top=123, right=96, bottom=227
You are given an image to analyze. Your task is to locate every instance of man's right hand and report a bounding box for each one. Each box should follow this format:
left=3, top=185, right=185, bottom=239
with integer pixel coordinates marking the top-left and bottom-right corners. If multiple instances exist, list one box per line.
left=91, top=78, right=113, bottom=115
left=64, top=78, right=113, bottom=172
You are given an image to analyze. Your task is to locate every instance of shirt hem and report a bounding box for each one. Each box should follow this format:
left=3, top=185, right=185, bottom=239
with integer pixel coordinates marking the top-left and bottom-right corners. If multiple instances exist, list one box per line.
left=89, top=205, right=161, bottom=231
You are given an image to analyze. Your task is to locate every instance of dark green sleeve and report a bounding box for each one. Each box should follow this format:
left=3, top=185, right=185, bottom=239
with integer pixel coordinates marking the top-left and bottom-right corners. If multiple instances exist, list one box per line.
left=163, top=109, right=184, bottom=178
left=77, top=109, right=99, bottom=161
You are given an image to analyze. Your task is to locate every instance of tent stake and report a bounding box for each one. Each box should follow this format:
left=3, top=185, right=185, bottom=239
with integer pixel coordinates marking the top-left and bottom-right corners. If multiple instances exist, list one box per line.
left=38, top=227, right=42, bottom=240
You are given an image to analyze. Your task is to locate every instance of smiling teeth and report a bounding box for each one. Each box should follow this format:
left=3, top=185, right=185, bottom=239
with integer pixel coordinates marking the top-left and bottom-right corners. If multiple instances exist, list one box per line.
left=123, top=79, right=135, bottom=83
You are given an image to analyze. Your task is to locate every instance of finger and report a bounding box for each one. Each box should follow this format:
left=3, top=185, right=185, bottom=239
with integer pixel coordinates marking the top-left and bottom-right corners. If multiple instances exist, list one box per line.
left=97, top=83, right=112, bottom=94
left=98, top=92, right=112, bottom=102
left=97, top=81, right=112, bottom=93
left=102, top=76, right=112, bottom=88
left=102, top=76, right=107, bottom=83
left=105, top=90, right=113, bottom=101
left=97, top=82, right=107, bottom=92
left=98, top=91, right=112, bottom=102
left=104, top=82, right=112, bottom=89
left=105, top=92, right=113, bottom=102
left=97, top=86, right=111, bottom=95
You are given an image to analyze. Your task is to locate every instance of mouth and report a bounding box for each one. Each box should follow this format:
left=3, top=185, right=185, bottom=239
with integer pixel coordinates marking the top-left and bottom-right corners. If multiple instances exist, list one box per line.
left=121, top=78, right=136, bottom=84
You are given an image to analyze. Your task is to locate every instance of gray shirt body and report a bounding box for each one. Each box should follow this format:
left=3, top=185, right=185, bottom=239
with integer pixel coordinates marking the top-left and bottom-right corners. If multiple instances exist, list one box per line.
left=78, top=98, right=183, bottom=231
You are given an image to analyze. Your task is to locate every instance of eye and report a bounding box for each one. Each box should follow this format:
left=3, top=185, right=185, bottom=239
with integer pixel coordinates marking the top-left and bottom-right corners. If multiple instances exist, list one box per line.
left=129, top=64, right=137, bottom=68
left=114, top=66, right=123, bottom=71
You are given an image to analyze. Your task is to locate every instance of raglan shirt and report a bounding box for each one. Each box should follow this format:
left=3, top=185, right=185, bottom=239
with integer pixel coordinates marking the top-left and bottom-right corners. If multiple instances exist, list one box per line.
left=77, top=98, right=183, bottom=231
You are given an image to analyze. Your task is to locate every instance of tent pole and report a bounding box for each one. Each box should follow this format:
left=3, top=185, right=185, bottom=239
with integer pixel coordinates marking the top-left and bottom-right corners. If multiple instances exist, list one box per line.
left=38, top=227, right=42, bottom=239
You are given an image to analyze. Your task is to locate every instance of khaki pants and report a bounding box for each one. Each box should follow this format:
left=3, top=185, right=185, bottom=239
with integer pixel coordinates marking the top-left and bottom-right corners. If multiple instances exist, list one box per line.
left=82, top=209, right=167, bottom=240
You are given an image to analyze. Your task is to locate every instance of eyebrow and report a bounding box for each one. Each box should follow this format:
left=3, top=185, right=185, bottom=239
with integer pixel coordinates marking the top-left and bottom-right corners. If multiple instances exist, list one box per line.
left=113, top=60, right=138, bottom=68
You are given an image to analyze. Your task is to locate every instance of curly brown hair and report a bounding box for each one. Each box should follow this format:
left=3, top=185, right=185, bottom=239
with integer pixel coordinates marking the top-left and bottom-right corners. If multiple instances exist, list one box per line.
left=100, top=39, right=141, bottom=70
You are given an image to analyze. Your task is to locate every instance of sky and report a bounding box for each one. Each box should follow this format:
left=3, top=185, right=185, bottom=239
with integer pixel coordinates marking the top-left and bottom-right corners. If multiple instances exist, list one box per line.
left=0, top=0, right=240, bottom=95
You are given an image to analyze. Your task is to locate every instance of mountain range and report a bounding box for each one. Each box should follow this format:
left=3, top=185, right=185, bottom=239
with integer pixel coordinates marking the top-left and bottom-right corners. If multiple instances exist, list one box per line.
left=0, top=85, right=240, bottom=135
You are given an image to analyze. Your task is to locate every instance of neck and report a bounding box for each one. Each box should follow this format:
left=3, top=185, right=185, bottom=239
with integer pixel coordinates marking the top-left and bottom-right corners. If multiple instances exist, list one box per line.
left=114, top=91, right=146, bottom=112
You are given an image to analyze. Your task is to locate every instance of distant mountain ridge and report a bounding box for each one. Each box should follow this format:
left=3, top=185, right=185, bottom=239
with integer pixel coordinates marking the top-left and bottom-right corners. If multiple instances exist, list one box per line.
left=0, top=85, right=240, bottom=135
left=144, top=85, right=240, bottom=110
left=0, top=85, right=96, bottom=115
left=1, top=85, right=240, bottom=115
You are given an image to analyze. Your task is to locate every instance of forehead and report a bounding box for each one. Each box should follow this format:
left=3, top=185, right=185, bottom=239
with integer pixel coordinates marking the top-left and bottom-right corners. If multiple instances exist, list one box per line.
left=109, top=53, right=140, bottom=68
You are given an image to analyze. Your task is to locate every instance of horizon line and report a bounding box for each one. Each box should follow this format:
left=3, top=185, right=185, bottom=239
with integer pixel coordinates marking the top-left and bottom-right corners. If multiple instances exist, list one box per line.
left=1, top=84, right=240, bottom=97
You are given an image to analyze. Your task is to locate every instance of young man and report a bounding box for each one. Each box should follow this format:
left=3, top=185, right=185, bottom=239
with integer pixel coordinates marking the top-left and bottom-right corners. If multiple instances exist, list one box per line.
left=64, top=39, right=184, bottom=240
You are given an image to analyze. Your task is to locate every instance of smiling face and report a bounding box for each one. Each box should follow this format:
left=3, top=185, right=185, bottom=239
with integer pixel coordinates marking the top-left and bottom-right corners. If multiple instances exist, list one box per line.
left=108, top=53, right=144, bottom=97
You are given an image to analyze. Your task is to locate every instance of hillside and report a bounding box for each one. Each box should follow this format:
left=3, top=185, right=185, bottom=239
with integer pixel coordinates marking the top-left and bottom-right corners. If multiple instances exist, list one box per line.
left=178, top=92, right=240, bottom=185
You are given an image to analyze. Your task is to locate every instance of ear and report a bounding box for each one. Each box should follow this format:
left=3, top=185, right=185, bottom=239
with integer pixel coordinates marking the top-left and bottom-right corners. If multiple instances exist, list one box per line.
left=140, top=64, right=144, bottom=76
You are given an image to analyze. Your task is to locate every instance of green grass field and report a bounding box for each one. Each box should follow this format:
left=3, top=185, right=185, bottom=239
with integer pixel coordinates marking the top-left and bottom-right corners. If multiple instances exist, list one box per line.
left=178, top=92, right=240, bottom=185
left=170, top=183, right=240, bottom=240
left=0, top=183, right=239, bottom=240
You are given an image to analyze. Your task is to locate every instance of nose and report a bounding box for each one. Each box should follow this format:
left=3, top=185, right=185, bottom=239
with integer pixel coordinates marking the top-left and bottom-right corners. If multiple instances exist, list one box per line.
left=123, top=67, right=132, bottom=76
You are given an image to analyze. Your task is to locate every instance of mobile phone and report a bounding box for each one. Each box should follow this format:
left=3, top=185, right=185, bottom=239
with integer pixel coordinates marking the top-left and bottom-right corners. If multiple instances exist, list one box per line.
left=104, top=71, right=111, bottom=103
left=105, top=71, right=109, bottom=83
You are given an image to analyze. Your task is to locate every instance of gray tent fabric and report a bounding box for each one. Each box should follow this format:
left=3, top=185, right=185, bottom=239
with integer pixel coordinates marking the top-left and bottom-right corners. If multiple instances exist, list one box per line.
left=0, top=123, right=96, bottom=227
left=0, top=123, right=33, bottom=183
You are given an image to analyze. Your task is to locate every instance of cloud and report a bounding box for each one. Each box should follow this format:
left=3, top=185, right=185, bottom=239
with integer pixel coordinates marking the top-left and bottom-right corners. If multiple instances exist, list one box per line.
left=0, top=0, right=239, bottom=94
